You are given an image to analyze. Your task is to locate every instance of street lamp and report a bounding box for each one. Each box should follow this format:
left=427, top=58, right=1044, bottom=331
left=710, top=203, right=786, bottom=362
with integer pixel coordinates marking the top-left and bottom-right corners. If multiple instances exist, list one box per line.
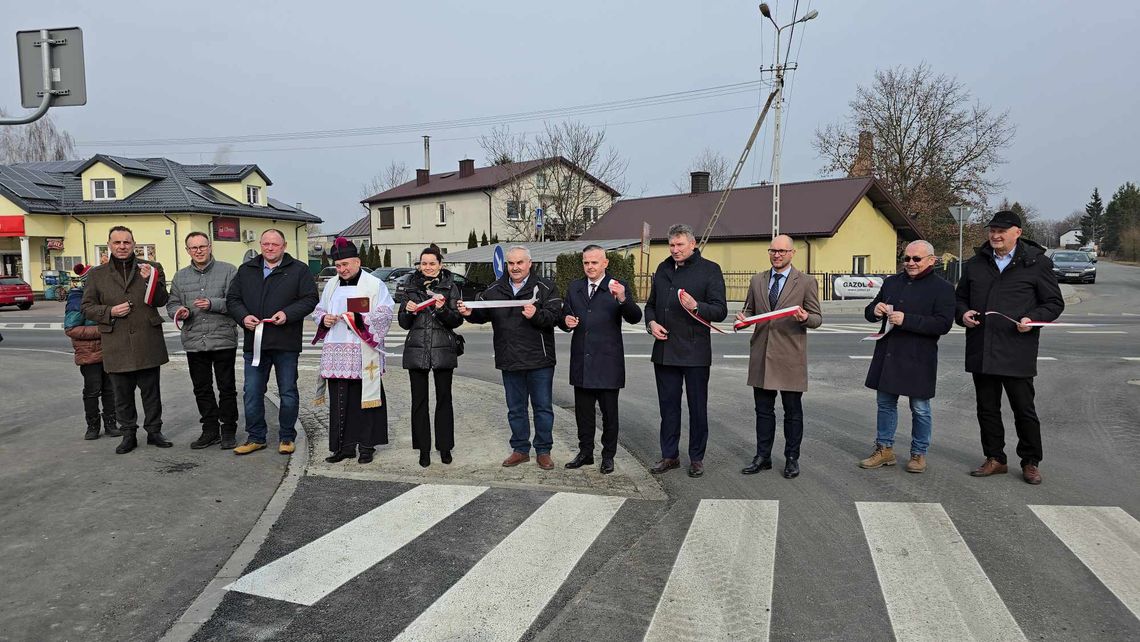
left=759, top=3, right=819, bottom=239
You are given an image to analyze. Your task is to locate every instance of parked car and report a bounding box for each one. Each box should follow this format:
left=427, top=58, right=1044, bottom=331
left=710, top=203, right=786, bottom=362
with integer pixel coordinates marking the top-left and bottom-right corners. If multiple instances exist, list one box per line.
left=1050, top=250, right=1097, bottom=284
left=381, top=267, right=416, bottom=284
left=0, top=276, right=34, bottom=309
left=392, top=272, right=488, bottom=303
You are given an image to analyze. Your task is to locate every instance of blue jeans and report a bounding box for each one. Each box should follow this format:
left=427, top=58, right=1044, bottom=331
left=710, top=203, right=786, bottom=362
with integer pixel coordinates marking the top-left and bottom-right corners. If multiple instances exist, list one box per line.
left=875, top=391, right=932, bottom=455
left=501, top=367, right=554, bottom=455
left=242, top=350, right=300, bottom=444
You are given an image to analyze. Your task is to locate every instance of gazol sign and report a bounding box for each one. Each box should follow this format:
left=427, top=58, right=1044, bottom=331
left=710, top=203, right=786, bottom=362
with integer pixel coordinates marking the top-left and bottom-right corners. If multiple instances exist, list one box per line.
left=834, top=275, right=883, bottom=299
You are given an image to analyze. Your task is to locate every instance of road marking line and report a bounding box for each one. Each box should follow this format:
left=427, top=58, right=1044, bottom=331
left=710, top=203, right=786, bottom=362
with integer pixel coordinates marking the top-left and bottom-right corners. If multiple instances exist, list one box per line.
left=856, top=502, right=1026, bottom=641
left=1123, top=357, right=1140, bottom=361
left=849, top=355, right=873, bottom=360
left=625, top=354, right=652, bottom=358
left=722, top=354, right=749, bottom=359
left=1067, top=331, right=1127, bottom=334
left=0, top=346, right=73, bottom=355
left=394, top=492, right=624, bottom=642
left=225, top=484, right=487, bottom=606
left=1029, top=505, right=1140, bottom=619
left=1037, top=357, right=1057, bottom=361
left=645, top=499, right=779, bottom=642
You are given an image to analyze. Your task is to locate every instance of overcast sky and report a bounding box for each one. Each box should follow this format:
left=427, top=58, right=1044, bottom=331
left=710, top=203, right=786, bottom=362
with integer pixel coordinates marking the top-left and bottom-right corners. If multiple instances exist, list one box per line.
left=3, top=1, right=1138, bottom=232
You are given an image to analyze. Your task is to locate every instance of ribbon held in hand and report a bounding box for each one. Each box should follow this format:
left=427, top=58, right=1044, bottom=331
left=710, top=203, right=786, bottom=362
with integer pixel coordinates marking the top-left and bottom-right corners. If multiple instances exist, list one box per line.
left=678, top=289, right=727, bottom=334
left=983, top=311, right=1100, bottom=328
left=142, top=266, right=158, bottom=306
left=462, top=286, right=538, bottom=309
left=411, top=294, right=445, bottom=313
left=250, top=318, right=276, bottom=366
left=733, top=306, right=802, bottom=332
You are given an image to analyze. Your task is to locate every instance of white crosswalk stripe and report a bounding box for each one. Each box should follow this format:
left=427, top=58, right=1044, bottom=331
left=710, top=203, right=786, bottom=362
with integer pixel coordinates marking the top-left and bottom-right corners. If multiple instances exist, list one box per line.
left=856, top=502, right=1026, bottom=641
left=1029, top=505, right=1140, bottom=619
left=645, top=499, right=778, bottom=642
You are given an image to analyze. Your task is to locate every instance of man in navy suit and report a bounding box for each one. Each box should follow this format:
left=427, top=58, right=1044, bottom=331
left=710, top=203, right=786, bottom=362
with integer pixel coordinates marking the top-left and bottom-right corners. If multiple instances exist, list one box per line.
left=560, top=245, right=643, bottom=474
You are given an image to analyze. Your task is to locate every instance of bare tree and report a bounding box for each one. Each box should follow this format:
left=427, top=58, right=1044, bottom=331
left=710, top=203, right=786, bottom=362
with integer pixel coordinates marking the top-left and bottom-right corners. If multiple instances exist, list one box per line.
left=478, top=126, right=529, bottom=167
left=360, top=160, right=410, bottom=199
left=528, top=121, right=626, bottom=241
left=813, top=64, right=1015, bottom=251
left=672, top=147, right=730, bottom=193
left=0, top=108, right=76, bottom=163
left=479, top=127, right=536, bottom=241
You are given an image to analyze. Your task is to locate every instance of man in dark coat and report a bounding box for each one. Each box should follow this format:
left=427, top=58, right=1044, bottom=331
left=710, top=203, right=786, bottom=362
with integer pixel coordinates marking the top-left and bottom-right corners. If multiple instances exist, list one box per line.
left=559, top=245, right=643, bottom=475
left=956, top=210, right=1064, bottom=484
left=226, top=229, right=319, bottom=456
left=858, top=240, right=955, bottom=474
left=81, top=226, right=173, bottom=454
left=644, top=224, right=727, bottom=478
left=458, top=246, right=563, bottom=470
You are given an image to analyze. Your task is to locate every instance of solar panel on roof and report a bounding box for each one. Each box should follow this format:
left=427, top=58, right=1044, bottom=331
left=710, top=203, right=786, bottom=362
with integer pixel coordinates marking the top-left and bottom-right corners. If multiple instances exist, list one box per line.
left=0, top=168, right=58, bottom=200
left=106, top=156, right=151, bottom=172
left=8, top=166, right=64, bottom=187
left=209, top=165, right=250, bottom=176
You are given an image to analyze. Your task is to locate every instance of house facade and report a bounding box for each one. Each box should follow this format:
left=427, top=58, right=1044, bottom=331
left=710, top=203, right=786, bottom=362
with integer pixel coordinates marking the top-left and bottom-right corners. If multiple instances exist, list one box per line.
left=0, top=155, right=320, bottom=289
left=363, top=157, right=619, bottom=267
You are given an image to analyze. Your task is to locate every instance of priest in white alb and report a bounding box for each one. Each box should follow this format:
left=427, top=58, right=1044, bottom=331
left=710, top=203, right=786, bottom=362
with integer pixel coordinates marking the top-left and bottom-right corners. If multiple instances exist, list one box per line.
left=312, top=237, right=394, bottom=464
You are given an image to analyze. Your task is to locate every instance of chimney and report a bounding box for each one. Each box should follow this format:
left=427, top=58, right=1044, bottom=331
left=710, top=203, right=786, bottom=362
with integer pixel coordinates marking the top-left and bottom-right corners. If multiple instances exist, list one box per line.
left=295, top=202, right=302, bottom=210
left=690, top=171, right=710, bottom=194
left=423, top=135, right=431, bottom=173
left=849, top=131, right=874, bottom=177
left=416, top=169, right=430, bottom=186
left=459, top=158, right=475, bottom=178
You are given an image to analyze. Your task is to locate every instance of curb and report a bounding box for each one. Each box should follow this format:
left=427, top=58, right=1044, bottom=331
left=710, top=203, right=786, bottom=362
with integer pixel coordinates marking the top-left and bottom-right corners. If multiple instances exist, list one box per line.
left=159, top=391, right=308, bottom=642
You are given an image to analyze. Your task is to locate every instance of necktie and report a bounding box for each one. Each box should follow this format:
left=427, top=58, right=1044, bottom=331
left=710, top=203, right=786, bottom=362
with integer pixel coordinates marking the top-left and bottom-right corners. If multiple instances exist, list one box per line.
left=769, top=272, right=782, bottom=310
left=589, top=283, right=597, bottom=299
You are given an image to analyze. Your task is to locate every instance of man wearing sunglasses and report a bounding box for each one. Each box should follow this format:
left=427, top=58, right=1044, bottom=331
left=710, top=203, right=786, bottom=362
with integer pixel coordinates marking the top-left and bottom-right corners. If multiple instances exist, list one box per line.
left=859, top=240, right=955, bottom=473
left=955, top=210, right=1063, bottom=485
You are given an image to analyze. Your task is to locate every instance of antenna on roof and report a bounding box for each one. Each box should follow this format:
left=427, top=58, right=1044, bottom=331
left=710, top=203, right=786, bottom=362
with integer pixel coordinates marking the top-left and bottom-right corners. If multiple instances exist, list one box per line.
left=423, top=135, right=431, bottom=173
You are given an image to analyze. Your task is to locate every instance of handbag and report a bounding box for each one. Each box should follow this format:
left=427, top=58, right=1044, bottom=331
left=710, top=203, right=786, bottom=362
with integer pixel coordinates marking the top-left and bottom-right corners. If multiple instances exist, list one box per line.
left=448, top=329, right=465, bottom=356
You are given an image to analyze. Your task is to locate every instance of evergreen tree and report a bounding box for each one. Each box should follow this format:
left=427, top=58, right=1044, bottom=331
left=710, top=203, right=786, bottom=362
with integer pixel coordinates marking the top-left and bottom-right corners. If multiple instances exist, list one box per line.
left=383, top=248, right=392, bottom=267
left=1103, top=182, right=1140, bottom=253
left=480, top=231, right=489, bottom=246
left=1079, top=188, right=1105, bottom=246
left=320, top=250, right=330, bottom=267
left=490, top=233, right=500, bottom=245
left=467, top=229, right=478, bottom=248
left=370, top=244, right=381, bottom=268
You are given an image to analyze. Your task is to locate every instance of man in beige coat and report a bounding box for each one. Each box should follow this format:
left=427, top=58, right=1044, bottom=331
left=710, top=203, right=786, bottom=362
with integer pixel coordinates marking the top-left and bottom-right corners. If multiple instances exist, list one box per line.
left=737, top=234, right=822, bottom=479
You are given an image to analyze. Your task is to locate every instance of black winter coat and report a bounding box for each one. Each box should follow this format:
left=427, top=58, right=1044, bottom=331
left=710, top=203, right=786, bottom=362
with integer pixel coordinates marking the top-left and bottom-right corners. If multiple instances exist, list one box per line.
left=397, top=269, right=464, bottom=370
left=559, top=275, right=643, bottom=389
left=226, top=253, right=319, bottom=353
left=643, top=249, right=727, bottom=367
left=467, top=274, right=561, bottom=371
left=955, top=239, right=1064, bottom=377
left=863, top=270, right=955, bottom=399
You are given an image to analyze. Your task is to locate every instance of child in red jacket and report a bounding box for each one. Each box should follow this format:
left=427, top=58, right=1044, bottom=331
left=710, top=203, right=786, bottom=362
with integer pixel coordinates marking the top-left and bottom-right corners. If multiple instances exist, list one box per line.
left=64, top=264, right=121, bottom=440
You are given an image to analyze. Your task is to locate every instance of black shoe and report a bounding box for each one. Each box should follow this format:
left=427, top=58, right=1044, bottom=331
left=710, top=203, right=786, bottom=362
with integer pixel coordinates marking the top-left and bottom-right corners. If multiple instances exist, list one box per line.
left=84, top=426, right=100, bottom=440
left=600, top=458, right=614, bottom=475
left=358, top=451, right=374, bottom=464
left=419, top=450, right=430, bottom=468
left=650, top=458, right=680, bottom=474
left=783, top=459, right=800, bottom=479
left=687, top=461, right=704, bottom=478
left=741, top=456, right=772, bottom=475
left=103, top=423, right=123, bottom=437
left=325, top=451, right=355, bottom=463
left=190, top=432, right=221, bottom=449
left=115, top=433, right=138, bottom=454
left=440, top=450, right=453, bottom=465
left=219, top=431, right=237, bottom=449
left=146, top=433, right=173, bottom=448
left=564, top=452, right=595, bottom=469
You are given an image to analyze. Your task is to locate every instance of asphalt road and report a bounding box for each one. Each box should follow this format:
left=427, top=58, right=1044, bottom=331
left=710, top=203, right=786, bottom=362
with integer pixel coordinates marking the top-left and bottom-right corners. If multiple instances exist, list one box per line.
left=2, top=261, right=1137, bottom=641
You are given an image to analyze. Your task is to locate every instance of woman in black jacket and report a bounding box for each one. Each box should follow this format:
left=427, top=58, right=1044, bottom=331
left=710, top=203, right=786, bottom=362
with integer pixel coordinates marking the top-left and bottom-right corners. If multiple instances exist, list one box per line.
left=398, top=247, right=464, bottom=467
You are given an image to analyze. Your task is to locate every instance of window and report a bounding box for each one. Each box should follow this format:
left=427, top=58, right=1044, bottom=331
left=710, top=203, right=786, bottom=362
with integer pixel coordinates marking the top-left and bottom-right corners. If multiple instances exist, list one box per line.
left=506, top=200, right=525, bottom=221
left=852, top=255, right=869, bottom=275
left=437, top=202, right=447, bottom=225
left=403, top=205, right=412, bottom=227
left=536, top=173, right=547, bottom=189
left=92, top=179, right=116, bottom=200
left=440, top=247, right=447, bottom=255
left=582, top=206, right=599, bottom=222
left=378, top=207, right=395, bottom=230
left=246, top=185, right=261, bottom=205
left=53, top=255, right=82, bottom=271
left=406, top=251, right=413, bottom=267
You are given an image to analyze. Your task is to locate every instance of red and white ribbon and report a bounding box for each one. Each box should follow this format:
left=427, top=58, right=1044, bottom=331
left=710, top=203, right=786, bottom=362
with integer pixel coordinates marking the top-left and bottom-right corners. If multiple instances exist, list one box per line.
left=142, top=266, right=158, bottom=306
left=733, top=306, right=802, bottom=332
left=463, top=286, right=538, bottom=309
left=411, top=294, right=444, bottom=313
left=174, top=314, right=186, bottom=331
left=983, top=311, right=1100, bottom=328
left=678, top=288, right=727, bottom=334
left=250, top=318, right=276, bottom=366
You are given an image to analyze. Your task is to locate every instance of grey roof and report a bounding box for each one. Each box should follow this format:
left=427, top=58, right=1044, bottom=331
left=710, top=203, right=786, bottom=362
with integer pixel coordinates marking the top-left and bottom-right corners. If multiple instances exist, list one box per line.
left=335, top=214, right=371, bottom=238
left=2, top=155, right=318, bottom=223
left=443, top=239, right=641, bottom=264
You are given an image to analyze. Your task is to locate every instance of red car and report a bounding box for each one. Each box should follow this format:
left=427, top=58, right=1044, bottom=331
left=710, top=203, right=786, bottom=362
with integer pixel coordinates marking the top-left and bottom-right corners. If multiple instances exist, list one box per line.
left=0, top=276, right=34, bottom=310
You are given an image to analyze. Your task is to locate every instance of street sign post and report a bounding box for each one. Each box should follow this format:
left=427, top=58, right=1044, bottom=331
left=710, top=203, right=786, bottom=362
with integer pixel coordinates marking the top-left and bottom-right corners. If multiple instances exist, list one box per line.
left=950, top=206, right=972, bottom=281
left=3, top=27, right=85, bottom=126
left=492, top=245, right=505, bottom=280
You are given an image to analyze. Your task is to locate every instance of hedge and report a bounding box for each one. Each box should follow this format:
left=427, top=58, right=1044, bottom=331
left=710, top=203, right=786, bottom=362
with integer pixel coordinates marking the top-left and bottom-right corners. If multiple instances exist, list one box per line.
left=554, top=251, right=639, bottom=302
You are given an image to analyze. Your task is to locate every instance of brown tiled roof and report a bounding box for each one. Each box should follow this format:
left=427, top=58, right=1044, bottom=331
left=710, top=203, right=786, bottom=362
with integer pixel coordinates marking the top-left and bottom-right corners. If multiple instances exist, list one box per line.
left=580, top=176, right=920, bottom=242
left=335, top=214, right=371, bottom=238
left=361, top=156, right=621, bottom=204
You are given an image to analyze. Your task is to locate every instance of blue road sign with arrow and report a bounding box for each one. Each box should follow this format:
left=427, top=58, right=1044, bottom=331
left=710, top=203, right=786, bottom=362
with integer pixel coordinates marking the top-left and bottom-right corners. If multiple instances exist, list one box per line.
left=493, top=245, right=505, bottom=280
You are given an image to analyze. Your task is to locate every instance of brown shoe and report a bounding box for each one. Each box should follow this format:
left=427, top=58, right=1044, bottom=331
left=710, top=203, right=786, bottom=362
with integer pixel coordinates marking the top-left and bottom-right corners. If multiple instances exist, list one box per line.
left=905, top=454, right=926, bottom=473
left=970, top=457, right=1008, bottom=477
left=1022, top=464, right=1042, bottom=485
left=501, top=451, right=530, bottom=467
left=650, top=458, right=680, bottom=474
left=859, top=444, right=896, bottom=469
left=536, top=453, right=554, bottom=470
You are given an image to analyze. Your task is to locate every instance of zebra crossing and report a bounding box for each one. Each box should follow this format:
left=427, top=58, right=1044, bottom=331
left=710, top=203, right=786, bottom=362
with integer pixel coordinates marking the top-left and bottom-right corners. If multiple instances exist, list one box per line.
left=219, top=483, right=1140, bottom=641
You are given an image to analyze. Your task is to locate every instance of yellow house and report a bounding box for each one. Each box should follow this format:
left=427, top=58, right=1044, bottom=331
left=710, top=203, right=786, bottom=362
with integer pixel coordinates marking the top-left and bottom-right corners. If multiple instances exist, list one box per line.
left=0, top=155, right=321, bottom=291
left=579, top=174, right=920, bottom=298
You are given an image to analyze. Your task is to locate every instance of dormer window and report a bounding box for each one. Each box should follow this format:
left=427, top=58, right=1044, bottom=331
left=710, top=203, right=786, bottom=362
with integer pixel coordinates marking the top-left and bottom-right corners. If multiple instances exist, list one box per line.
left=246, top=185, right=261, bottom=205
left=92, top=179, right=117, bottom=200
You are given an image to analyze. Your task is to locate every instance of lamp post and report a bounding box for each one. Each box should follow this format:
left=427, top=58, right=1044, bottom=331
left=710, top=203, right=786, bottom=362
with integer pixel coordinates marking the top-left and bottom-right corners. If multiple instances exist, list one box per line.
left=759, top=4, right=818, bottom=239
left=950, top=206, right=973, bottom=281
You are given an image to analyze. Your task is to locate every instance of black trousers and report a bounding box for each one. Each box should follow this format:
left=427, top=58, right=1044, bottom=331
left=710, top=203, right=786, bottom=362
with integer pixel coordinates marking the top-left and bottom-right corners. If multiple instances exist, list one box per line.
left=409, top=368, right=455, bottom=452
left=109, top=367, right=162, bottom=435
left=574, top=387, right=620, bottom=460
left=754, top=388, right=804, bottom=460
left=654, top=364, right=710, bottom=462
left=79, top=362, right=116, bottom=429
left=186, top=349, right=238, bottom=434
left=972, top=373, right=1043, bottom=466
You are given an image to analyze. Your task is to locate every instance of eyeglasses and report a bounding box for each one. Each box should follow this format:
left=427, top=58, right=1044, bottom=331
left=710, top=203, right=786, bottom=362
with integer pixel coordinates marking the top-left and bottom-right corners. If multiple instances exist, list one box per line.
left=186, top=245, right=210, bottom=252
left=902, top=255, right=931, bottom=263
left=767, top=249, right=793, bottom=255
